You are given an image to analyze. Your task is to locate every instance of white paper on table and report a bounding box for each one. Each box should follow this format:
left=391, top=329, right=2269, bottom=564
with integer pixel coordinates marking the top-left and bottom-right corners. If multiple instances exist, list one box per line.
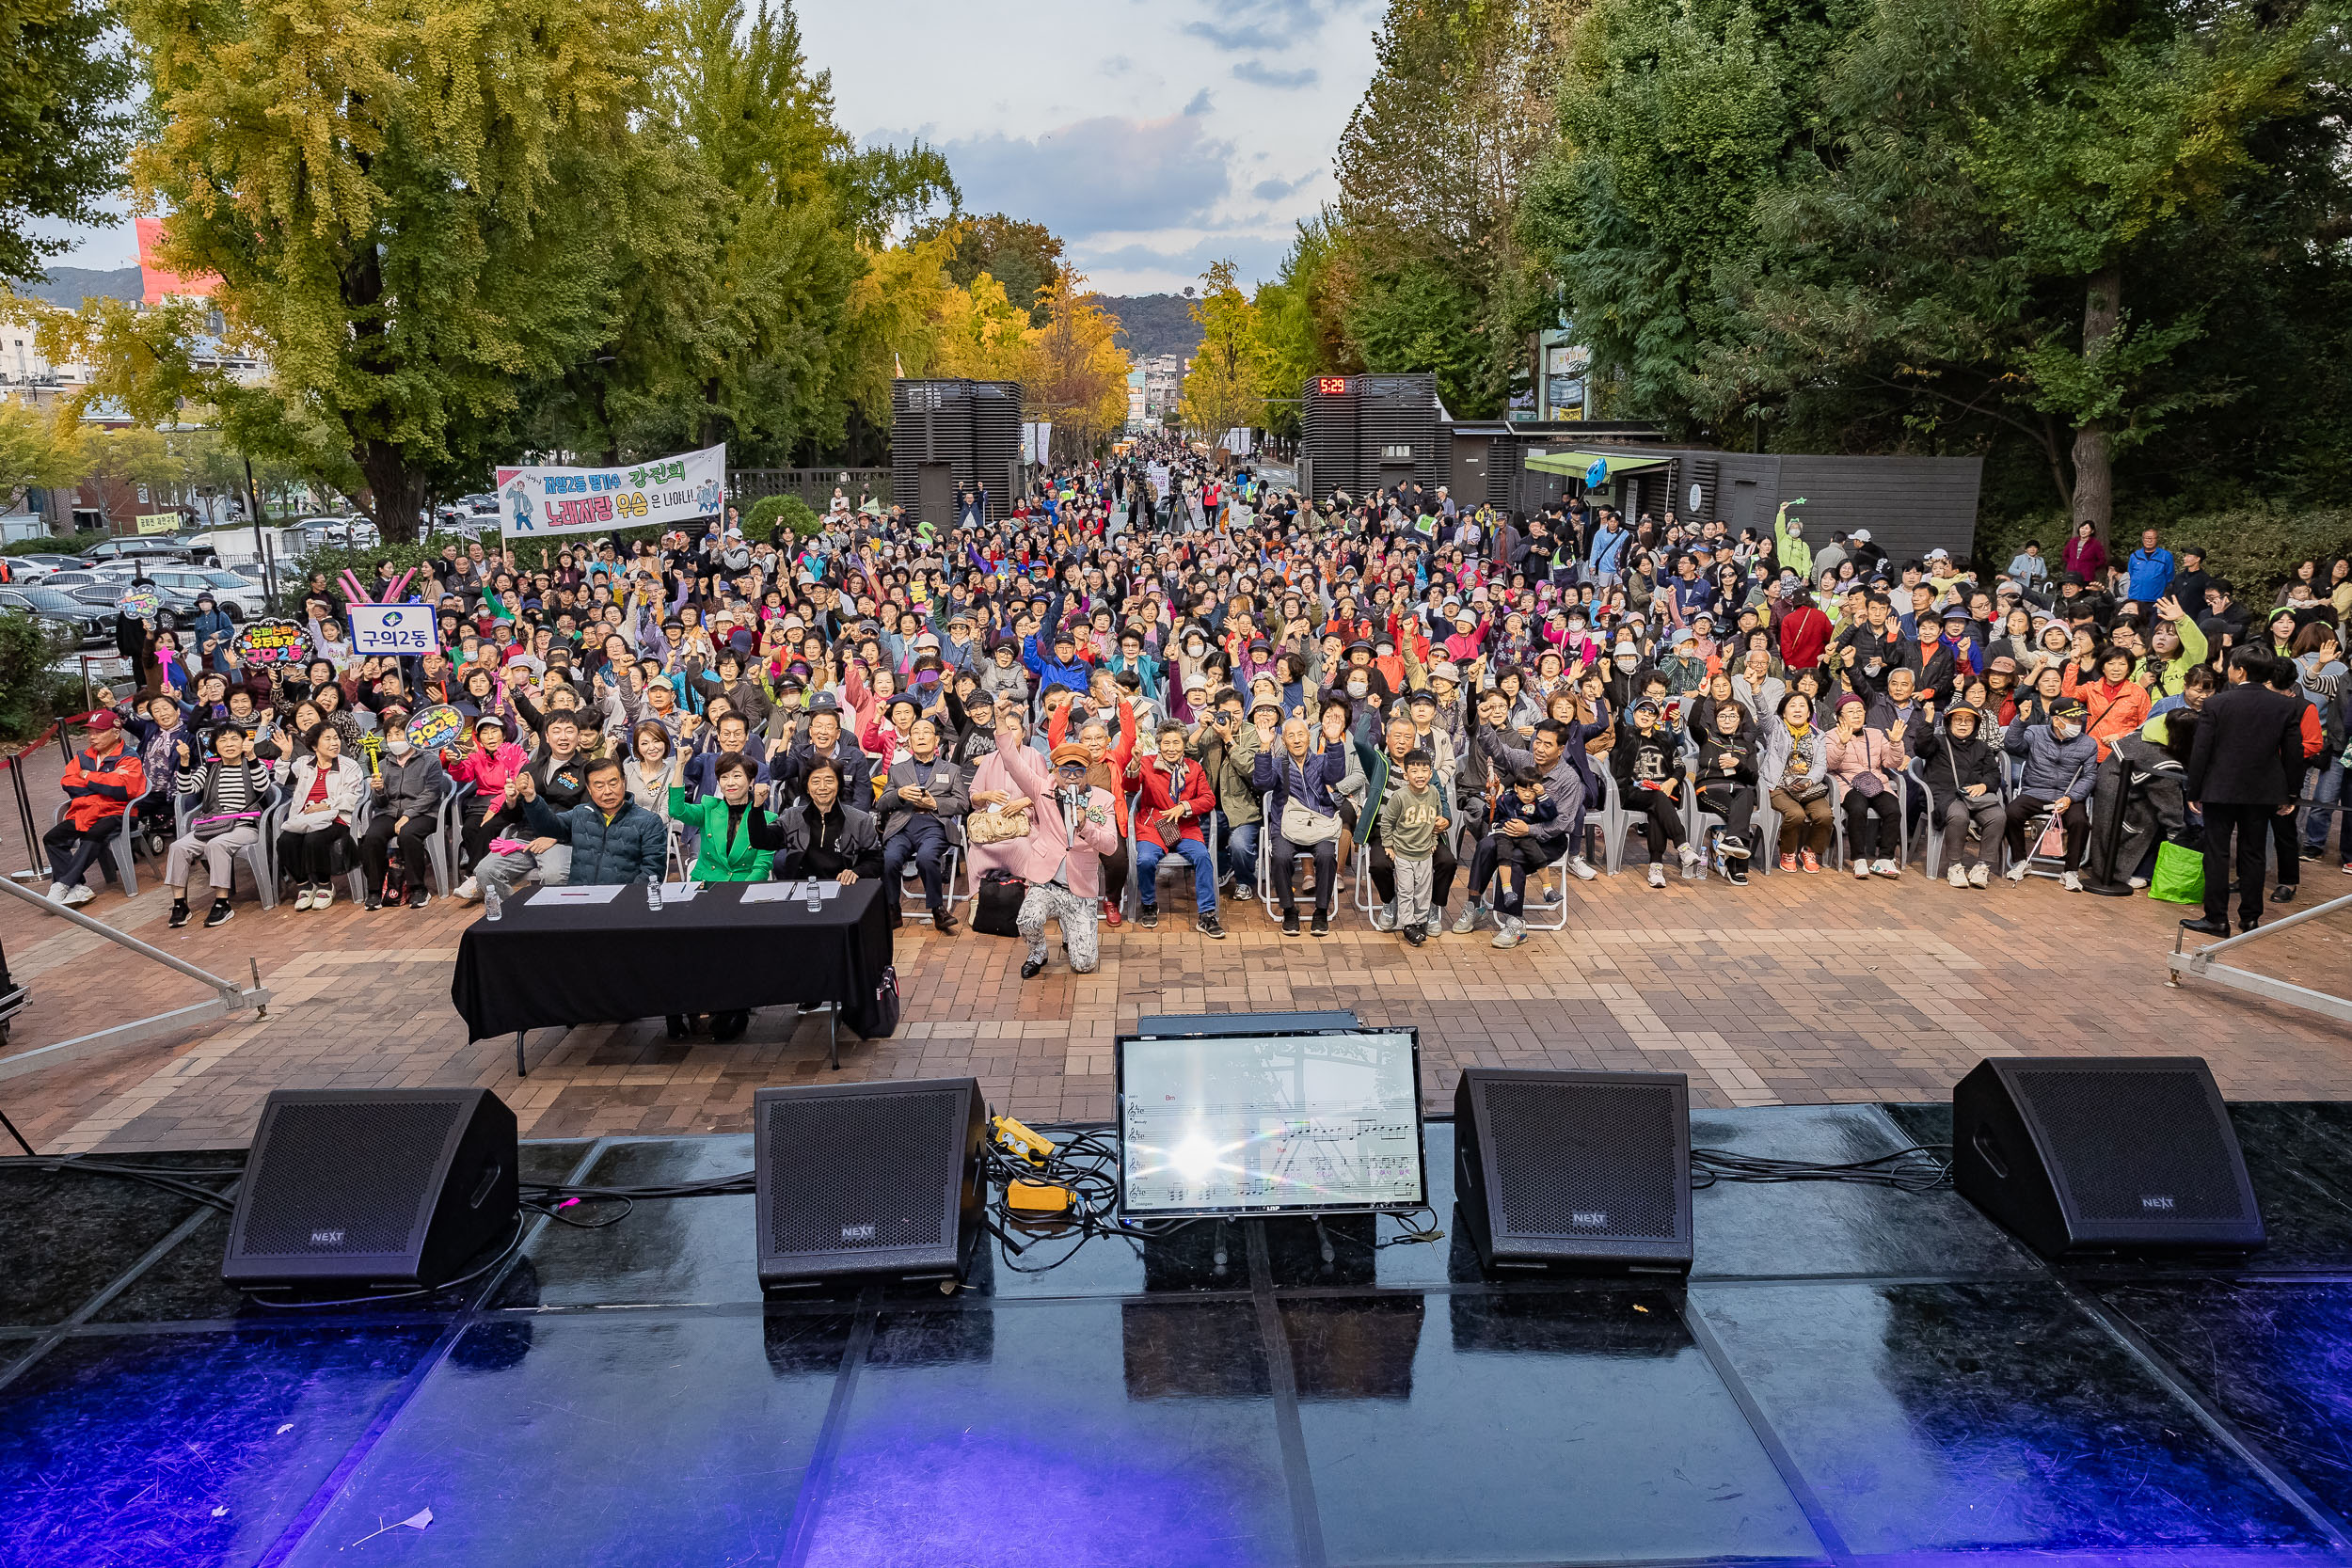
left=655, top=881, right=701, bottom=903
left=740, top=879, right=842, bottom=903
left=529, top=884, right=625, bottom=905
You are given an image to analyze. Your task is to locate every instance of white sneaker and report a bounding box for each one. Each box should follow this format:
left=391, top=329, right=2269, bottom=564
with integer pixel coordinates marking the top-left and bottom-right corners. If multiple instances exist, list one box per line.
left=1873, top=859, right=1901, bottom=878
left=61, top=883, right=94, bottom=907
left=44, top=881, right=67, bottom=904
left=2060, top=870, right=2084, bottom=893
left=455, top=876, right=481, bottom=902
left=1568, top=855, right=1597, bottom=880
left=2005, top=862, right=2030, bottom=882
left=1969, top=863, right=1991, bottom=888
left=1371, top=903, right=1396, bottom=932
left=314, top=883, right=334, bottom=909
left=1492, top=916, right=1525, bottom=949
left=1678, top=843, right=1700, bottom=870
left=2127, top=876, right=2149, bottom=890
left=1947, top=865, right=1968, bottom=888
left=1452, top=901, right=1485, bottom=934
left=294, top=887, right=314, bottom=911
left=1423, top=916, right=1444, bottom=939
left=1854, top=860, right=1872, bottom=879
left=1648, top=863, right=1668, bottom=888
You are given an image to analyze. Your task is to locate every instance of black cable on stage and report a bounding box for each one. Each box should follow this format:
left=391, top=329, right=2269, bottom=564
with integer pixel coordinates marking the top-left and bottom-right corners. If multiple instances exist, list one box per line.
left=0, top=1154, right=241, bottom=1213
left=1689, top=1144, right=1951, bottom=1194
left=238, top=1212, right=530, bottom=1310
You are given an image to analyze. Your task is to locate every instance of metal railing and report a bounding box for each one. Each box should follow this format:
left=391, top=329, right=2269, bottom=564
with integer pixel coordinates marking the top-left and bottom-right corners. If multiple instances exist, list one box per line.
left=2167, top=891, right=2352, bottom=1025
left=0, top=878, right=272, bottom=1082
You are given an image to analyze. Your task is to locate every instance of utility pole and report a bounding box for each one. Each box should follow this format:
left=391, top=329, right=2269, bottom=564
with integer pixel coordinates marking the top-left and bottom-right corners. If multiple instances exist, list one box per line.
left=244, top=455, right=278, bottom=612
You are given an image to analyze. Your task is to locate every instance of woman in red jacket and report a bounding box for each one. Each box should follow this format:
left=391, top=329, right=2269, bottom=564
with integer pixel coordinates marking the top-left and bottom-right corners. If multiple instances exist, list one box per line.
left=2063, top=521, right=2108, bottom=585
left=1125, top=721, right=1224, bottom=935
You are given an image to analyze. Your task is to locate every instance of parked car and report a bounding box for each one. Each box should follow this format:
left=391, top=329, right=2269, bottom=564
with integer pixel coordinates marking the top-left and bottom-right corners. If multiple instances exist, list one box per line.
left=63, top=580, right=204, bottom=632
left=0, top=586, right=115, bottom=648
left=145, top=566, right=268, bottom=621
left=4, top=553, right=91, bottom=583
left=84, top=537, right=196, bottom=565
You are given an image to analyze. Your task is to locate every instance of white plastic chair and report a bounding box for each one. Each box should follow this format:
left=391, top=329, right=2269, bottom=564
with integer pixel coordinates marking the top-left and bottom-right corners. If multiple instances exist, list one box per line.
left=47, top=799, right=141, bottom=895
left=899, top=841, right=963, bottom=923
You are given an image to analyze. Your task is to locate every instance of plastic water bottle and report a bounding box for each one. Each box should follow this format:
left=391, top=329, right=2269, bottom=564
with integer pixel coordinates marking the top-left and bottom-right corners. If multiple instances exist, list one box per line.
left=484, top=882, right=503, bottom=922
left=645, top=873, right=662, bottom=911
left=803, top=879, right=822, bottom=912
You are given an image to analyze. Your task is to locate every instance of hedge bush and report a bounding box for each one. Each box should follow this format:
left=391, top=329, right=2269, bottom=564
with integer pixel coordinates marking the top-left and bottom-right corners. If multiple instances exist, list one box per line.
left=1975, top=505, right=2352, bottom=601
left=0, top=610, right=82, bottom=740
left=746, top=493, right=822, bottom=540
left=3, top=531, right=107, bottom=558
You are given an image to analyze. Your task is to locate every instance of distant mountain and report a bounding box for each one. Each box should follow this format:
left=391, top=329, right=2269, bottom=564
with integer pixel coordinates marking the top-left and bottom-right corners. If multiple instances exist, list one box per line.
left=1094, top=294, right=1203, bottom=363
left=17, top=266, right=142, bottom=309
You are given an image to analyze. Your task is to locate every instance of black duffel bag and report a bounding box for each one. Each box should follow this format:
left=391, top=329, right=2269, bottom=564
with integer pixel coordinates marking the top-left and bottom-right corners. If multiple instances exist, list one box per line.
left=972, top=868, right=1027, bottom=938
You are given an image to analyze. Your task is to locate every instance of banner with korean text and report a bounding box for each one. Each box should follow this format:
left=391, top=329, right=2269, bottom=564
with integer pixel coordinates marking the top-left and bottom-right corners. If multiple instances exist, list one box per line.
left=494, top=444, right=728, bottom=541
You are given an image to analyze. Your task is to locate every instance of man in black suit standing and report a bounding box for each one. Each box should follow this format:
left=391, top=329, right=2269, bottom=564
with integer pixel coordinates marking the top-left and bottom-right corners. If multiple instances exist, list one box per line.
left=2184, top=648, right=2307, bottom=937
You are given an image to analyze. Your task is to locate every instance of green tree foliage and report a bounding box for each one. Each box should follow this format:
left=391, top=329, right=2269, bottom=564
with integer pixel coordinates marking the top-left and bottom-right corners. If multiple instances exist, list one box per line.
left=1252, top=216, right=1359, bottom=437
left=907, top=212, right=1064, bottom=326
left=1180, top=260, right=1266, bottom=442
left=746, top=491, right=821, bottom=538
left=0, top=0, right=133, bottom=288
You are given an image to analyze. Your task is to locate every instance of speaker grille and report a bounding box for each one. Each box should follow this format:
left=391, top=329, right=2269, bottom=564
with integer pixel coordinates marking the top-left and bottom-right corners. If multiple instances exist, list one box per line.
left=766, top=1091, right=959, bottom=1256
left=2012, top=1069, right=2249, bottom=1224
left=1486, top=1082, right=1679, bottom=1242
left=238, top=1101, right=459, bottom=1256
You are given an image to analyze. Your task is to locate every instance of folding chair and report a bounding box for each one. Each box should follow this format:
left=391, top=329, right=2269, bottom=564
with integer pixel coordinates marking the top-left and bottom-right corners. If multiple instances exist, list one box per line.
left=1596, top=770, right=1639, bottom=875
left=899, top=841, right=963, bottom=924
left=1753, top=795, right=1784, bottom=875
left=48, top=799, right=140, bottom=896
left=1258, top=831, right=1316, bottom=919
left=172, top=784, right=280, bottom=909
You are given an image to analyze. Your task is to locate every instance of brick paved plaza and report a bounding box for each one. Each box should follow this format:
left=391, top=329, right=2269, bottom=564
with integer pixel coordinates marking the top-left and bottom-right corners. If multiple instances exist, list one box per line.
left=6, top=724, right=2348, bottom=1155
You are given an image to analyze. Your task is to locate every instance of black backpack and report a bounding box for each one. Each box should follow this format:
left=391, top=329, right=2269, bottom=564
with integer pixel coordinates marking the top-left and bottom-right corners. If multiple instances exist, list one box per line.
left=972, top=868, right=1026, bottom=938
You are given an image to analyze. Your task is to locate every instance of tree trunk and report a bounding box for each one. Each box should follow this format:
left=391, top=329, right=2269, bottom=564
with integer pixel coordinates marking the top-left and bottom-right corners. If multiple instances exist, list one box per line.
left=358, top=439, right=428, bottom=546
left=2069, top=268, right=2122, bottom=547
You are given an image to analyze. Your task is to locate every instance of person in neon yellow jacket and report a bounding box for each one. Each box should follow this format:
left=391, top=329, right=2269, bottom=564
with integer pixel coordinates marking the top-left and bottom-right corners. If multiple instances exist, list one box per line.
left=1773, top=500, right=1813, bottom=584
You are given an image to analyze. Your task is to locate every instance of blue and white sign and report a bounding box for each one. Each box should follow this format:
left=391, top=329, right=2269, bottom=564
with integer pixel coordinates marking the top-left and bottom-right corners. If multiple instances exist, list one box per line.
left=350, top=603, right=438, bottom=656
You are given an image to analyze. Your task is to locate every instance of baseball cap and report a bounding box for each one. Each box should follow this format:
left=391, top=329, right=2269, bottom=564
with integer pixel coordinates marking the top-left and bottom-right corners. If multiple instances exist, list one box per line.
left=807, top=692, right=840, bottom=714
left=85, top=711, right=119, bottom=733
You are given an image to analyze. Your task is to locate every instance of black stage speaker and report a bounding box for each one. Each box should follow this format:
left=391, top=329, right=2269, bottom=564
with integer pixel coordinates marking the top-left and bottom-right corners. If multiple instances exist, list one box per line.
left=755, top=1078, right=986, bottom=1290
left=1454, top=1069, right=1692, bottom=1275
left=223, top=1088, right=518, bottom=1290
left=1953, top=1056, right=2265, bottom=1259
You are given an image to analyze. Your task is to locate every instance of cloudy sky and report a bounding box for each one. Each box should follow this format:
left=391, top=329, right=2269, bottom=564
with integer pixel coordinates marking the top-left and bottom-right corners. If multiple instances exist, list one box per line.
left=809, top=0, right=1381, bottom=293
left=39, top=0, right=1383, bottom=295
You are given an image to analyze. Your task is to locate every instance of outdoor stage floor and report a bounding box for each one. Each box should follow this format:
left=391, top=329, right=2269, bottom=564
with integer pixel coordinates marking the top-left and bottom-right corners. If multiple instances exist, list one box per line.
left=7, top=1103, right=2352, bottom=1566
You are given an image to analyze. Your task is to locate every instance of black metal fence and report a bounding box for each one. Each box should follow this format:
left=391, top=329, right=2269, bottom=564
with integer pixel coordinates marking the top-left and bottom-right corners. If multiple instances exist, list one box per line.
left=729, top=468, right=893, bottom=511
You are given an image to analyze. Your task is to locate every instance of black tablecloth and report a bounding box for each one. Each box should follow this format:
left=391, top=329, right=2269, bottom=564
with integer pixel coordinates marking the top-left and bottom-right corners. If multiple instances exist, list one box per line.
left=450, top=880, right=894, bottom=1040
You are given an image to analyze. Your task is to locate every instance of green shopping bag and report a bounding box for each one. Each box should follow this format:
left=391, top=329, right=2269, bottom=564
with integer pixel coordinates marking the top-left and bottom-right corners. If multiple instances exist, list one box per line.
left=2149, top=840, right=2204, bottom=905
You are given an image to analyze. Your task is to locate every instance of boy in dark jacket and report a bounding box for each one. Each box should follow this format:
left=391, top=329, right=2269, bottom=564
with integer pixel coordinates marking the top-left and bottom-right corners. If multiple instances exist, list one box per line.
left=1486, top=766, right=1559, bottom=947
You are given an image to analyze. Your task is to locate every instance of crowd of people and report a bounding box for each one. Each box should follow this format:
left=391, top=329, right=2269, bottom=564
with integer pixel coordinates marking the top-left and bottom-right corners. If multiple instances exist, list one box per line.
left=33, top=440, right=2341, bottom=978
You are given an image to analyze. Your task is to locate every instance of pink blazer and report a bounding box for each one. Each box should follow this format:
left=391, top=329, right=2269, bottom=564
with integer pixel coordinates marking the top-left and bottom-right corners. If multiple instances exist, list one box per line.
left=998, top=739, right=1120, bottom=898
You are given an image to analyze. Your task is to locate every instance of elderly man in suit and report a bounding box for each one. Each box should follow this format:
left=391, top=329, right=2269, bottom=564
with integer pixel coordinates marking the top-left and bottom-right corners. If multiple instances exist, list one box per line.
left=2183, top=648, right=2307, bottom=937
left=993, top=717, right=1120, bottom=979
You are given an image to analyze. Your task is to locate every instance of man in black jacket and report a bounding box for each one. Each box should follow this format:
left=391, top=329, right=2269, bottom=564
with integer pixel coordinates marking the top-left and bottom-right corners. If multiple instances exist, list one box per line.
left=2183, top=649, right=2307, bottom=936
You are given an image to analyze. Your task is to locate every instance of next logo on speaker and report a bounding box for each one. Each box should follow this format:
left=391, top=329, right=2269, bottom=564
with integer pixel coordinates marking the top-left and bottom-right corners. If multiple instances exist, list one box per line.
left=309, top=1229, right=346, bottom=1246
left=840, top=1224, right=877, bottom=1243
left=1571, top=1212, right=1609, bottom=1228
left=2141, top=1196, right=2176, bottom=1211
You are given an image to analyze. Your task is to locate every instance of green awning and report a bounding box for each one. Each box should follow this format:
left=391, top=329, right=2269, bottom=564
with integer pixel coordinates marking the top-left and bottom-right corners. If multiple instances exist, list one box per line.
left=1523, top=449, right=1671, bottom=483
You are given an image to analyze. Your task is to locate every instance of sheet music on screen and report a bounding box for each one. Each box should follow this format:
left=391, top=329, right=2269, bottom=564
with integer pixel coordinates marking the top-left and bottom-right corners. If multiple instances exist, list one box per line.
left=1117, top=1032, right=1426, bottom=1216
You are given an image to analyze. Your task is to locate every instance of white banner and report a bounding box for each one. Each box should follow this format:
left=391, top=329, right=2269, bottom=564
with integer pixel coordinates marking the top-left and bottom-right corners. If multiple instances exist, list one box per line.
left=494, top=443, right=727, bottom=540
left=349, top=603, right=439, bottom=656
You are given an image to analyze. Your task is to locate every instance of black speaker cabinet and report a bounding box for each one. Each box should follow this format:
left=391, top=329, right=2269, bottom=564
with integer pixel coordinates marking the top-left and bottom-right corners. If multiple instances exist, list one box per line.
left=1454, top=1069, right=1692, bottom=1275
left=1953, top=1056, right=2265, bottom=1259
left=223, top=1088, right=519, bottom=1290
left=755, top=1078, right=986, bottom=1290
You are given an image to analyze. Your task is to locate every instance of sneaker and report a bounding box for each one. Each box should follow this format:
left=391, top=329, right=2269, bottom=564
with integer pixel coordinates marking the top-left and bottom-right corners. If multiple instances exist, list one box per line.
left=1726, top=864, right=1749, bottom=885
left=1948, top=865, right=1969, bottom=888
left=1678, top=843, right=1700, bottom=871
left=407, top=886, right=432, bottom=909
left=1371, top=902, right=1396, bottom=932
left=1568, top=855, right=1598, bottom=881
left=2127, top=877, right=2149, bottom=890
left=1722, top=836, right=1751, bottom=860
left=1853, top=860, right=1872, bottom=880
left=1873, top=859, right=1901, bottom=879
left=1138, top=906, right=1158, bottom=929
left=1423, top=916, right=1443, bottom=940
left=1311, top=911, right=1330, bottom=938
left=1492, top=916, right=1525, bottom=949
left=204, top=897, right=232, bottom=928
left=1801, top=851, right=1820, bottom=874
left=1103, top=899, right=1123, bottom=928
left=1453, top=900, right=1485, bottom=934
left=2060, top=870, right=2084, bottom=893
left=294, top=887, right=315, bottom=911
left=2004, top=862, right=2030, bottom=882
left=168, top=898, right=191, bottom=928
left=313, top=884, right=334, bottom=910
left=1648, top=863, right=1668, bottom=888
left=45, top=881, right=68, bottom=903
left=2301, top=844, right=2326, bottom=862
left=1532, top=881, right=1563, bottom=907
left=1403, top=926, right=1426, bottom=947
left=61, top=883, right=94, bottom=907
left=1234, top=885, right=1256, bottom=902
left=1282, top=910, right=1301, bottom=937
left=455, top=876, right=481, bottom=901
left=363, top=892, right=382, bottom=911
left=1969, top=863, right=1991, bottom=888
left=1779, top=853, right=1798, bottom=872
left=1198, top=911, right=1226, bottom=939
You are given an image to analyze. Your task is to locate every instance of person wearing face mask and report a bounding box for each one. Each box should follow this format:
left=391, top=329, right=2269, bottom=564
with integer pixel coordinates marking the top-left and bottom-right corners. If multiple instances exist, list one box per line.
left=2001, top=696, right=2099, bottom=889
left=359, top=716, right=453, bottom=910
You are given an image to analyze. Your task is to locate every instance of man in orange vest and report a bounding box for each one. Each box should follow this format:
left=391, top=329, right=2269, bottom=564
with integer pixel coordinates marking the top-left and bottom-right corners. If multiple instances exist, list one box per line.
left=44, top=712, right=147, bottom=908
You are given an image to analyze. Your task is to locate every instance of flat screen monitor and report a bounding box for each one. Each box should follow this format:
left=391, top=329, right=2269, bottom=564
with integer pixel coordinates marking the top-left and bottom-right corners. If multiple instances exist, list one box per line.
left=1115, top=1029, right=1426, bottom=1218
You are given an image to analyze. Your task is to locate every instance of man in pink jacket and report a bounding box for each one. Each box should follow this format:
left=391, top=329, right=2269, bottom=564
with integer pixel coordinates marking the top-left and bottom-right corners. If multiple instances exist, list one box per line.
left=993, top=719, right=1120, bottom=978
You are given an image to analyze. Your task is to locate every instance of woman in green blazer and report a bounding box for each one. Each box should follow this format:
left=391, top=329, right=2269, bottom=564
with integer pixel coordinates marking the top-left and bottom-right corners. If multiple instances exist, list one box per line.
left=669, top=753, right=783, bottom=882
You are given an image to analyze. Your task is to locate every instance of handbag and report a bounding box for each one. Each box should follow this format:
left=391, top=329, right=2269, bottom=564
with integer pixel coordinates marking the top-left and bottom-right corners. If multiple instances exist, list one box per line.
left=972, top=868, right=1027, bottom=938
left=964, top=802, right=1031, bottom=845
left=1279, top=798, right=1343, bottom=847
left=2150, top=840, right=2205, bottom=905
left=866, top=965, right=901, bottom=1037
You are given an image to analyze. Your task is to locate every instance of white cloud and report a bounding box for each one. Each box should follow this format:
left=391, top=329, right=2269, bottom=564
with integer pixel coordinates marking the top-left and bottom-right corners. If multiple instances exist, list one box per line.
left=1233, top=60, right=1320, bottom=88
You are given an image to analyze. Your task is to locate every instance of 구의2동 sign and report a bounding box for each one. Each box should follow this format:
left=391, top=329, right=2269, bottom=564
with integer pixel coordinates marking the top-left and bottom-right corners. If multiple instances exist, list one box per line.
left=350, top=603, right=438, bottom=656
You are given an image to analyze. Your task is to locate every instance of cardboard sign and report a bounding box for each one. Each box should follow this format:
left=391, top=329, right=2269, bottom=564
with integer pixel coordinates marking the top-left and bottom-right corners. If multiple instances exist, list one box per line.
left=350, top=602, right=438, bottom=656
left=405, top=704, right=466, bottom=752
left=232, top=618, right=308, bottom=666
left=118, top=586, right=164, bottom=618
